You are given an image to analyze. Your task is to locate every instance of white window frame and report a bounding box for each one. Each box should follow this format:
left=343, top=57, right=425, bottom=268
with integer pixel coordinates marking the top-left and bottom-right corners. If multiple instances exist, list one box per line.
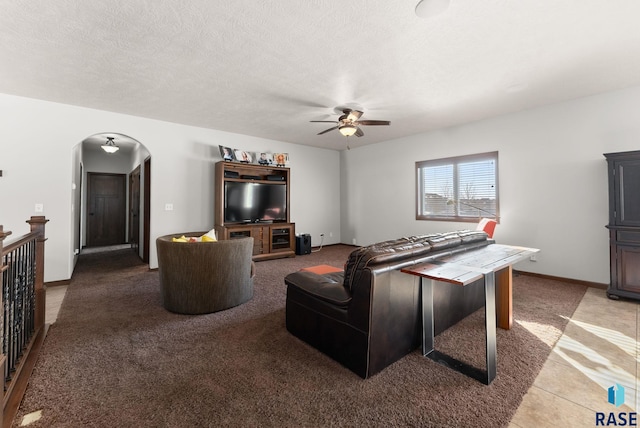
left=416, top=151, right=499, bottom=223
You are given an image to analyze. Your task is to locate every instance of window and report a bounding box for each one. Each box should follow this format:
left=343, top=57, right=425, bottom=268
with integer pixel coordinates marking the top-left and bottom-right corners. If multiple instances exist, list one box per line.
left=416, top=151, right=499, bottom=222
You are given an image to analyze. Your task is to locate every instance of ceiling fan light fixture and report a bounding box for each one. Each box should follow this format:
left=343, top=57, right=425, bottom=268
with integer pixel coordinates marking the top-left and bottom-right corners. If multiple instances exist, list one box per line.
left=101, top=137, right=120, bottom=153
left=415, top=0, right=450, bottom=18
left=311, top=107, right=389, bottom=138
left=339, top=124, right=358, bottom=137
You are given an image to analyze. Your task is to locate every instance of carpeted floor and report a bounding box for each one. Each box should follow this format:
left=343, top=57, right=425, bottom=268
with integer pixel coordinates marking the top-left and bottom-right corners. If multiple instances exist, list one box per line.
left=15, top=245, right=587, bottom=427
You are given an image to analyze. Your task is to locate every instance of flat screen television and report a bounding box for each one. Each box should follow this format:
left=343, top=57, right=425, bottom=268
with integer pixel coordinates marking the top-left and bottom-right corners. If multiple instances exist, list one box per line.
left=224, top=182, right=287, bottom=223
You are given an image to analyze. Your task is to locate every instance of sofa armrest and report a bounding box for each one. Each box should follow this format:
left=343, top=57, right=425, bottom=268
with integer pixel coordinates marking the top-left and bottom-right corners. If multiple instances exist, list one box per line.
left=285, top=271, right=351, bottom=307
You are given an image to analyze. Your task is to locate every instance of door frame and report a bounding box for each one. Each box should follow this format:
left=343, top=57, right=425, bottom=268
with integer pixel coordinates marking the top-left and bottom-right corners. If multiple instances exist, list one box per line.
left=143, top=156, right=151, bottom=263
left=129, top=165, right=141, bottom=253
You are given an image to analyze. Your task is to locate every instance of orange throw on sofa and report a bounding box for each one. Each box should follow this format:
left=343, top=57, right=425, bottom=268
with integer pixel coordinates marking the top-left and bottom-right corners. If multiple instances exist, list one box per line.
left=300, top=264, right=343, bottom=275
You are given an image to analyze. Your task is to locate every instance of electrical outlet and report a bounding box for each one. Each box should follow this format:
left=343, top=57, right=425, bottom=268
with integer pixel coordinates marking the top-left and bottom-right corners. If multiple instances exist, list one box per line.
left=329, top=232, right=333, bottom=238
left=165, top=203, right=174, bottom=211
left=34, top=203, right=44, bottom=213
left=530, top=253, right=537, bottom=262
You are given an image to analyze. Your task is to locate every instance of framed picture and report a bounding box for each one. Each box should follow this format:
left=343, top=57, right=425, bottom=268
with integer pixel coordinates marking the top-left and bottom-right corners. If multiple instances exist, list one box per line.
left=219, top=145, right=235, bottom=161
left=257, top=152, right=273, bottom=166
left=234, top=150, right=253, bottom=164
left=273, top=153, right=289, bottom=167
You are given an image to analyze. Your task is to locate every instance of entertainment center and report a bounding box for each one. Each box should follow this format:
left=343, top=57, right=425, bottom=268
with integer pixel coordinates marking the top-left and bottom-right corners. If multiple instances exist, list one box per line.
left=214, top=161, right=295, bottom=260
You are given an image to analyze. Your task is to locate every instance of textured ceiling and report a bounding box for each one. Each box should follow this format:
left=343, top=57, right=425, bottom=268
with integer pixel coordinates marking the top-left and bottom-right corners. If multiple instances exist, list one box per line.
left=2, top=1, right=640, bottom=150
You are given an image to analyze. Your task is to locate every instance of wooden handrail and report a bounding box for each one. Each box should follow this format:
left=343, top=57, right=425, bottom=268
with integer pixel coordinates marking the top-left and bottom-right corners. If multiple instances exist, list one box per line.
left=1, top=232, right=37, bottom=256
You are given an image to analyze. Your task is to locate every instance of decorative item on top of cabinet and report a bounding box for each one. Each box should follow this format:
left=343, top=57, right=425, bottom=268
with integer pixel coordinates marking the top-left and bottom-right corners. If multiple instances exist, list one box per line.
left=604, top=150, right=640, bottom=301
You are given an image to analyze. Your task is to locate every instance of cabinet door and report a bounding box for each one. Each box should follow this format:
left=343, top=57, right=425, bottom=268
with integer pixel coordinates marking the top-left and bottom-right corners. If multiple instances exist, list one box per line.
left=226, top=226, right=263, bottom=256
left=616, top=245, right=640, bottom=293
left=614, top=159, right=640, bottom=226
left=228, top=228, right=252, bottom=239
left=270, top=225, right=294, bottom=253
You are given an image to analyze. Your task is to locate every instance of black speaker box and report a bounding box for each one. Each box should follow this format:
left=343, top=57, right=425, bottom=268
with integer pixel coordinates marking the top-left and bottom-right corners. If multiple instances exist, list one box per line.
left=241, top=175, right=261, bottom=180
left=296, top=234, right=311, bottom=255
left=224, top=170, right=239, bottom=178
left=266, top=175, right=285, bottom=181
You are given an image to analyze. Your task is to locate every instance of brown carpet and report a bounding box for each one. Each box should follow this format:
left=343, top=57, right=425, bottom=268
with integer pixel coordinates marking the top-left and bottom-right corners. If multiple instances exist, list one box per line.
left=15, top=245, right=587, bottom=427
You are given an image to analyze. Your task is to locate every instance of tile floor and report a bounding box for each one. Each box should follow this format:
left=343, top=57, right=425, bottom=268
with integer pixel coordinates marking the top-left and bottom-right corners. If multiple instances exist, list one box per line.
left=44, top=284, right=67, bottom=325
left=510, top=288, right=639, bottom=427
left=44, top=285, right=638, bottom=427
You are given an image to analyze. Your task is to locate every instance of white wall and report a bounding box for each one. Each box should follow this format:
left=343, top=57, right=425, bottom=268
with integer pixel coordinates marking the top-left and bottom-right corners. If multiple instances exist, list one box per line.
left=0, top=93, right=341, bottom=282
left=341, top=85, right=640, bottom=284
left=70, top=143, right=82, bottom=271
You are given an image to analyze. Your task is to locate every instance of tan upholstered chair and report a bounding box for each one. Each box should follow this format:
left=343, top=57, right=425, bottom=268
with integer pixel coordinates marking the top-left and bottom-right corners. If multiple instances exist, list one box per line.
left=156, top=234, right=255, bottom=314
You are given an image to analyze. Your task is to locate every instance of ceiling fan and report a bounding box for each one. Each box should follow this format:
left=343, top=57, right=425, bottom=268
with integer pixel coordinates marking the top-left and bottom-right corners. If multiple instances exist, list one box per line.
left=311, top=108, right=390, bottom=138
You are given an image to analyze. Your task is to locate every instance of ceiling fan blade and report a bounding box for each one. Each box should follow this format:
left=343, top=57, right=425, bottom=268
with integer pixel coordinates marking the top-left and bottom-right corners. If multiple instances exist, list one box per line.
left=310, top=120, right=339, bottom=123
left=354, top=127, right=364, bottom=137
left=346, top=110, right=363, bottom=121
left=355, top=120, right=390, bottom=126
left=317, top=126, right=339, bottom=135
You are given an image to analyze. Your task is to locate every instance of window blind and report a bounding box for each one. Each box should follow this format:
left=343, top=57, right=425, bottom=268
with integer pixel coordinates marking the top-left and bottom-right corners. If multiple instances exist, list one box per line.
left=417, top=152, right=499, bottom=221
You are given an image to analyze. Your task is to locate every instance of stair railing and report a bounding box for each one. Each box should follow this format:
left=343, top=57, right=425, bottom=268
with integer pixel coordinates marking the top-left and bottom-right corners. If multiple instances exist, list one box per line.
left=0, top=216, right=48, bottom=427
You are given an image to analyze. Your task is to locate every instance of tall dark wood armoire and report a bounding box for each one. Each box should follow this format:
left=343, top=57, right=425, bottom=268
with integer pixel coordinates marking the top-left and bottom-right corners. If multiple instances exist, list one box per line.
left=605, top=150, right=640, bottom=300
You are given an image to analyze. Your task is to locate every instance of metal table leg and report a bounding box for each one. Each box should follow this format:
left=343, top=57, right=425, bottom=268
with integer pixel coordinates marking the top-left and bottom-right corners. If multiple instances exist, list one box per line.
left=421, top=273, right=498, bottom=385
left=421, top=278, right=434, bottom=356
left=484, top=271, right=497, bottom=385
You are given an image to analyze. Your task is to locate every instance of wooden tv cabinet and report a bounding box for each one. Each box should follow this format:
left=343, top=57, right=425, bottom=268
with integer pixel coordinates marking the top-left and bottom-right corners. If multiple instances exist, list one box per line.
left=214, top=161, right=295, bottom=261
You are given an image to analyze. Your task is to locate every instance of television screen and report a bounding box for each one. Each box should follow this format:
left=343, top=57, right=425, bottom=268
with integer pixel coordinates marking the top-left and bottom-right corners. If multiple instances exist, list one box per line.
left=224, top=182, right=287, bottom=223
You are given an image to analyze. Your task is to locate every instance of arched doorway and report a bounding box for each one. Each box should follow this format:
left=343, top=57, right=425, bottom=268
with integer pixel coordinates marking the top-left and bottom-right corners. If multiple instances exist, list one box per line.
left=76, top=133, right=151, bottom=263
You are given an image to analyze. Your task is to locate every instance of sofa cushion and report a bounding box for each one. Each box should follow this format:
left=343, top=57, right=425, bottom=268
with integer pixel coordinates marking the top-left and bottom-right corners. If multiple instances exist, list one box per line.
left=285, top=271, right=351, bottom=307
left=458, top=230, right=489, bottom=244
left=426, top=231, right=462, bottom=250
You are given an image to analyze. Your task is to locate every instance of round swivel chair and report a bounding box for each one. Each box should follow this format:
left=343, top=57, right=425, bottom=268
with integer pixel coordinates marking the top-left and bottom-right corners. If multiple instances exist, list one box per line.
left=156, top=234, right=255, bottom=314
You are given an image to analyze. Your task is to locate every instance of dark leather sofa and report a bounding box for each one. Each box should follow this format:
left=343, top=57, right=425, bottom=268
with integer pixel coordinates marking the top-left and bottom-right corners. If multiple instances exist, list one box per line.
left=285, top=230, right=491, bottom=378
